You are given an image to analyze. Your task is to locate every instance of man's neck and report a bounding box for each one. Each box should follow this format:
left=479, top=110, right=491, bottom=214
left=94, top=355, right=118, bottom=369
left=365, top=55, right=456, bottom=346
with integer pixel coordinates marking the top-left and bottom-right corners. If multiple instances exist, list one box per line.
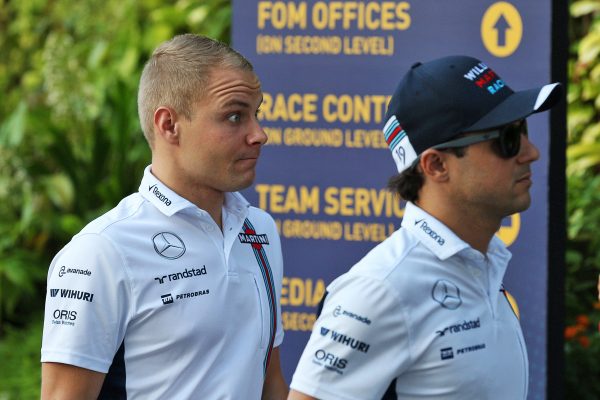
left=415, top=198, right=500, bottom=254
left=150, top=162, right=225, bottom=229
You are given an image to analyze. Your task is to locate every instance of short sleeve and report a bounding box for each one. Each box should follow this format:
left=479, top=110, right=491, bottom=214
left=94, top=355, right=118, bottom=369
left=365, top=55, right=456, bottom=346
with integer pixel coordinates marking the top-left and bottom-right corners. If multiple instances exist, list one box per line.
left=290, top=274, right=410, bottom=400
left=41, top=233, right=132, bottom=373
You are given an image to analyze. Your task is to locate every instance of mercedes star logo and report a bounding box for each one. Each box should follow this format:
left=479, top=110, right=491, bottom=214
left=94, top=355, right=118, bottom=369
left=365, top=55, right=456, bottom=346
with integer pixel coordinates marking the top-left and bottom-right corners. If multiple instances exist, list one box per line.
left=432, top=279, right=462, bottom=310
left=152, top=232, right=186, bottom=259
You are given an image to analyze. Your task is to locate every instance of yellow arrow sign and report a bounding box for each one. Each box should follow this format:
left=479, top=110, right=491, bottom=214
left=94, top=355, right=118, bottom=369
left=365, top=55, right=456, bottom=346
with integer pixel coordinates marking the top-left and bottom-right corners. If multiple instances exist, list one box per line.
left=496, top=213, right=521, bottom=247
left=481, top=2, right=523, bottom=57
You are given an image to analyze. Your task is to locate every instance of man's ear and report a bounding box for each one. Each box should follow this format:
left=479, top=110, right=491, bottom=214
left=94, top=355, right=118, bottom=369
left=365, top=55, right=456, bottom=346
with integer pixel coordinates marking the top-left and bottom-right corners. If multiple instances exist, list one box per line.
left=419, top=149, right=450, bottom=182
left=153, top=107, right=180, bottom=145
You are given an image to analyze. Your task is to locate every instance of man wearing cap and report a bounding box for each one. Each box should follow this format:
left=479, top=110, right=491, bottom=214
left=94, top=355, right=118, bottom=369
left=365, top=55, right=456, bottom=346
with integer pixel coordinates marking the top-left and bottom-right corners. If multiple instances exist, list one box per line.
left=287, top=55, right=562, bottom=400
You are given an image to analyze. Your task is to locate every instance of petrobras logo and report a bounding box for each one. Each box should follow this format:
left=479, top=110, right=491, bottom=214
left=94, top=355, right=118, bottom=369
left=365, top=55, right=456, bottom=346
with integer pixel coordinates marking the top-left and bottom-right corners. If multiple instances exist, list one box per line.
left=320, top=327, right=370, bottom=353
left=161, top=293, right=174, bottom=305
left=414, top=219, right=445, bottom=246
left=58, top=265, right=92, bottom=278
left=436, top=318, right=481, bottom=337
left=148, top=184, right=171, bottom=206
left=49, top=289, right=94, bottom=303
left=175, top=289, right=209, bottom=300
left=313, top=349, right=348, bottom=375
left=440, top=347, right=454, bottom=360
left=154, top=266, right=207, bottom=284
left=456, top=343, right=486, bottom=355
left=51, top=309, right=78, bottom=327
left=440, top=343, right=486, bottom=361
left=161, top=289, right=210, bottom=305
left=333, top=305, right=372, bottom=325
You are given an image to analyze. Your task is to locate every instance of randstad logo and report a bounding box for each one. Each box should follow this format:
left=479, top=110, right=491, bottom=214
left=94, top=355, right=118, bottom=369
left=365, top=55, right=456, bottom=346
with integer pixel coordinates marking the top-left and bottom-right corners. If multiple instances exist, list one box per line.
left=436, top=318, right=481, bottom=337
left=415, top=219, right=445, bottom=246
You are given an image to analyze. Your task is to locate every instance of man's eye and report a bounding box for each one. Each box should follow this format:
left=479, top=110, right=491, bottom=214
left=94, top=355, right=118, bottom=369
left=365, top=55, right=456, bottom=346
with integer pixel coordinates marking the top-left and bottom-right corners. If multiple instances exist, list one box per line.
left=228, top=114, right=241, bottom=123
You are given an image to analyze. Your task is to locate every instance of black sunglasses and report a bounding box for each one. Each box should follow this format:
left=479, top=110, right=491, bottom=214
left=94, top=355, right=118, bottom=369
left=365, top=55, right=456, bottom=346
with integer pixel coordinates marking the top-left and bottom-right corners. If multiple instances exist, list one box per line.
left=432, top=119, right=528, bottom=159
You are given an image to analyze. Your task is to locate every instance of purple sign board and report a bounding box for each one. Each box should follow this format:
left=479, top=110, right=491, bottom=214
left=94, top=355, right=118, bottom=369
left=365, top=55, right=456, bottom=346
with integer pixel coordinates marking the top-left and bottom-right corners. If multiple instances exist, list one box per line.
left=233, top=2, right=565, bottom=398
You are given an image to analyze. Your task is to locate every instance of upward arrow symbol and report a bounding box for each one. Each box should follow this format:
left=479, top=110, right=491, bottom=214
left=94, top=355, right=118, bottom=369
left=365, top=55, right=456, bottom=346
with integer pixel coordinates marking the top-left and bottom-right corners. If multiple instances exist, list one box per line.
left=493, top=14, right=511, bottom=46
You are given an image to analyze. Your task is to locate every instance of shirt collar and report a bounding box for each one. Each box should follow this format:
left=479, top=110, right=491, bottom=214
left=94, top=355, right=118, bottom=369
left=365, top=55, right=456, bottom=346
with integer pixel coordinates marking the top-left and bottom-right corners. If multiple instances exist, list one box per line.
left=402, top=201, right=499, bottom=260
left=139, top=165, right=250, bottom=218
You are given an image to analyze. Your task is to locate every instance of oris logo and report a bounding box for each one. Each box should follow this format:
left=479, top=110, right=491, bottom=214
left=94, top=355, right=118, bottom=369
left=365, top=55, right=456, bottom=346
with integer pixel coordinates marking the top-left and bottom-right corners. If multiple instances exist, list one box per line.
left=152, top=232, right=186, bottom=259
left=52, top=309, right=77, bottom=326
left=432, top=280, right=462, bottom=310
left=53, top=309, right=77, bottom=320
left=313, top=349, right=347, bottom=374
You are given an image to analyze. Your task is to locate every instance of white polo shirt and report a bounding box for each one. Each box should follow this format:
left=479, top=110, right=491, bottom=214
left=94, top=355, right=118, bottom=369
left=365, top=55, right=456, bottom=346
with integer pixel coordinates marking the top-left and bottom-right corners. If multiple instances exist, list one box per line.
left=42, top=166, right=284, bottom=399
left=290, top=202, right=528, bottom=400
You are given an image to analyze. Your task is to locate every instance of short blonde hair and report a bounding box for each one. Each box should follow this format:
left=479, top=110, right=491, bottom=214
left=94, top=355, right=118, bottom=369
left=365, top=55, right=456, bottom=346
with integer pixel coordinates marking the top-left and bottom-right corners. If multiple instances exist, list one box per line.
left=137, top=34, right=254, bottom=145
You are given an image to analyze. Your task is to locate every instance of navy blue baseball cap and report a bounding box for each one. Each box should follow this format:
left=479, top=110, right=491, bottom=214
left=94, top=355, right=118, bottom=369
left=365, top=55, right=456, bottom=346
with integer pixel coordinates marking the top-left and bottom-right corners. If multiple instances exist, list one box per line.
left=383, top=55, right=563, bottom=173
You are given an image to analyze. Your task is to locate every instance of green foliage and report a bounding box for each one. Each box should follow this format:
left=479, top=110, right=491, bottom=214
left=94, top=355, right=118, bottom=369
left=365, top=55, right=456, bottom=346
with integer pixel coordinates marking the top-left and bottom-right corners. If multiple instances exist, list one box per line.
left=566, top=1, right=600, bottom=399
left=0, top=0, right=231, bottom=397
left=0, top=318, right=43, bottom=399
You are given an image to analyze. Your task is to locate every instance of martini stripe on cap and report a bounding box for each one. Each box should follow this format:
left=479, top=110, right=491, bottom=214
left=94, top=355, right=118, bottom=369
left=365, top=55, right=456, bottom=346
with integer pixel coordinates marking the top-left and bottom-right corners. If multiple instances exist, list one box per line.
left=384, top=118, right=399, bottom=140
left=386, top=125, right=403, bottom=145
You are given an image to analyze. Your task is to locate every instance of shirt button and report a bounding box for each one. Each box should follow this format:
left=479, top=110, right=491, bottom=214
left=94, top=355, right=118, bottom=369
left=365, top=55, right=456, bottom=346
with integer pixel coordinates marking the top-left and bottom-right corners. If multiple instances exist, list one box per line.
left=204, top=224, right=215, bottom=232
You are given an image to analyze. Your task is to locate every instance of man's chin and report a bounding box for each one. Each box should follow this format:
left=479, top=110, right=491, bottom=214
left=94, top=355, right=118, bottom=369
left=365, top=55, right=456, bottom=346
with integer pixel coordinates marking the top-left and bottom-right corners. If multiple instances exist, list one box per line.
left=509, top=196, right=532, bottom=216
left=227, top=173, right=256, bottom=192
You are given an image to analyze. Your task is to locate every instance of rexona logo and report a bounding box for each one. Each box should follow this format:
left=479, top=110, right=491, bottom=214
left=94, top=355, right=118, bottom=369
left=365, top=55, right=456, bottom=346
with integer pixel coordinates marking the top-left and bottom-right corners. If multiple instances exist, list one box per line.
left=58, top=266, right=92, bottom=278
left=148, top=184, right=171, bottom=206
left=49, top=289, right=94, bottom=303
left=320, top=327, right=370, bottom=353
left=154, top=266, right=207, bottom=284
left=414, top=219, right=445, bottom=246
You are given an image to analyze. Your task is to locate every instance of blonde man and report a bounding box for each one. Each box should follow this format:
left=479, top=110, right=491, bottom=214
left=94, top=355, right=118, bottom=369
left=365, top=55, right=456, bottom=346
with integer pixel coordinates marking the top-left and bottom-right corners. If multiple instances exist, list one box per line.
left=41, top=34, right=287, bottom=399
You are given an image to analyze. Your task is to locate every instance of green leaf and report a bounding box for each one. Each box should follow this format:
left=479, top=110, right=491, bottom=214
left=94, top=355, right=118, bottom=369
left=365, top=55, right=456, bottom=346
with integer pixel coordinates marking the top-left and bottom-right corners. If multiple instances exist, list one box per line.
left=0, top=101, right=27, bottom=147
left=571, top=0, right=600, bottom=17
left=42, top=173, right=75, bottom=210
left=579, top=31, right=600, bottom=64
